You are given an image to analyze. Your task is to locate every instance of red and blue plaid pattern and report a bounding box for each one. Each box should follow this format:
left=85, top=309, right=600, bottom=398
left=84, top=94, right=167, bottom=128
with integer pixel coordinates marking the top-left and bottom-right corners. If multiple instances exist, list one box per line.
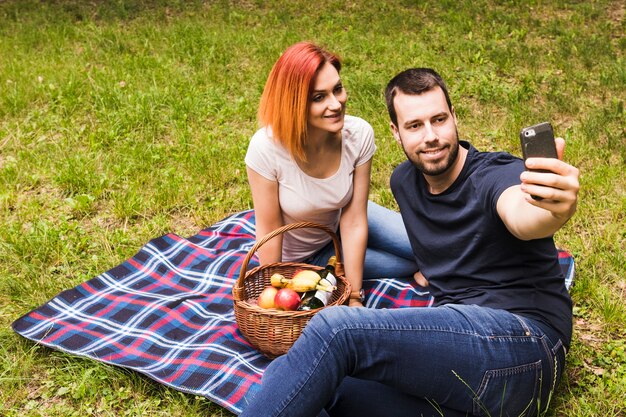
left=12, top=210, right=575, bottom=415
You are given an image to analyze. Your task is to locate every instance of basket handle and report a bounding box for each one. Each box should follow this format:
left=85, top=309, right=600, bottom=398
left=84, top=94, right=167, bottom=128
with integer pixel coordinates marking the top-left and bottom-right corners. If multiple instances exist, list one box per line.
left=237, top=221, right=342, bottom=285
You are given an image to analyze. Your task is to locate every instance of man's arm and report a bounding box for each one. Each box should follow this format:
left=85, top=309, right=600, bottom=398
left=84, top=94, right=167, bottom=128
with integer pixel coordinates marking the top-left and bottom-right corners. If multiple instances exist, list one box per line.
left=497, top=138, right=580, bottom=240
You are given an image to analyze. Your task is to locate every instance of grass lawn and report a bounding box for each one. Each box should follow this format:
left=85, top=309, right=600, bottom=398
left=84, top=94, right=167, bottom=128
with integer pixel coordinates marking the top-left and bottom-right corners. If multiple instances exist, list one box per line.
left=1, top=1, right=624, bottom=415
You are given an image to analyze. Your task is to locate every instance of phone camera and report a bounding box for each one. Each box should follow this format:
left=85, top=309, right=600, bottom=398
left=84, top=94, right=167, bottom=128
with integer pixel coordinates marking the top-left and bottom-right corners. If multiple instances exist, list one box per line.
left=524, top=129, right=536, bottom=137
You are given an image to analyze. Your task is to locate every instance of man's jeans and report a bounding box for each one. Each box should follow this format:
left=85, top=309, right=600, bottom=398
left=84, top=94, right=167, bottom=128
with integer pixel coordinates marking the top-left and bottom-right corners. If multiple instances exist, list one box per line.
left=307, top=201, right=418, bottom=279
left=240, top=304, right=566, bottom=417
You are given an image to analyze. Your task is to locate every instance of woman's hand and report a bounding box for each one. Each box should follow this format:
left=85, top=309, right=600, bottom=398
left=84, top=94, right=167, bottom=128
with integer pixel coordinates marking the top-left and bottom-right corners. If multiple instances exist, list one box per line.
left=348, top=299, right=363, bottom=307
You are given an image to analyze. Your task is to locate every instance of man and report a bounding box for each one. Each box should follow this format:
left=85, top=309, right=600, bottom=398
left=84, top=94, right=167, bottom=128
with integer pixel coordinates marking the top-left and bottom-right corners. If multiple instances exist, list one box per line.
left=240, top=68, right=580, bottom=417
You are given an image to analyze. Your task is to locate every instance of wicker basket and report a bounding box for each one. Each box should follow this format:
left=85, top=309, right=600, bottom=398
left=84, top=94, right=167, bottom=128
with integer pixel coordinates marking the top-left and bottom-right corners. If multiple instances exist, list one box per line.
left=232, top=222, right=351, bottom=358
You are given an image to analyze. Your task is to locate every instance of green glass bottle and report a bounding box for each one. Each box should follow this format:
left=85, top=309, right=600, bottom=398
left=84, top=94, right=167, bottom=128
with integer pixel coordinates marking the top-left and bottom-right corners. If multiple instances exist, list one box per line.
left=298, top=256, right=338, bottom=311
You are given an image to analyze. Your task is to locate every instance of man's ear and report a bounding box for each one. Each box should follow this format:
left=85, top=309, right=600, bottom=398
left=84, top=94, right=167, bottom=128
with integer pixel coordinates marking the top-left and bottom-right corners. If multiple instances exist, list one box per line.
left=451, top=105, right=458, bottom=127
left=390, top=122, right=401, bottom=145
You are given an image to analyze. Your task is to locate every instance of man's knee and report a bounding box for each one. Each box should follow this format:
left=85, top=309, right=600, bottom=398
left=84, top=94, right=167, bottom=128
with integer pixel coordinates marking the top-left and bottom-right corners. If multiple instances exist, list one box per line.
left=308, top=305, right=353, bottom=331
left=298, top=305, right=360, bottom=349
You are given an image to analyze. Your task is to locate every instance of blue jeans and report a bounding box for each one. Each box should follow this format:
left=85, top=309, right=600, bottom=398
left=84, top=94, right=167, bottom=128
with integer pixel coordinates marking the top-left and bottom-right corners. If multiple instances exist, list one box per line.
left=240, top=304, right=566, bottom=417
left=306, top=201, right=417, bottom=279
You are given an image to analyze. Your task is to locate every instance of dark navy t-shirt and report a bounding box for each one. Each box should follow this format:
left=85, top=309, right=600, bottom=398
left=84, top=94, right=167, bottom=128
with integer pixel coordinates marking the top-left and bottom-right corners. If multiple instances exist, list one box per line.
left=390, top=141, right=572, bottom=348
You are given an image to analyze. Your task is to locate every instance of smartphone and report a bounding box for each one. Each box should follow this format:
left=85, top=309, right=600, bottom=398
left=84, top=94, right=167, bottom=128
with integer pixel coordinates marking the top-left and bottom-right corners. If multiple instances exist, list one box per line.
left=520, top=122, right=558, bottom=200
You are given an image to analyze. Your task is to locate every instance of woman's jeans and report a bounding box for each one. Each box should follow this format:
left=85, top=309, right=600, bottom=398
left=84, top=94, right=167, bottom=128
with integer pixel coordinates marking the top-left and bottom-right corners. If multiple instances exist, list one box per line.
left=240, top=304, right=566, bottom=417
left=306, top=201, right=417, bottom=279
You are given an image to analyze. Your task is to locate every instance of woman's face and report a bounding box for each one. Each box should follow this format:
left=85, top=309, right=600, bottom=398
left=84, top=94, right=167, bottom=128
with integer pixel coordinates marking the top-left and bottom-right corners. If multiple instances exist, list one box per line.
left=307, top=62, right=347, bottom=136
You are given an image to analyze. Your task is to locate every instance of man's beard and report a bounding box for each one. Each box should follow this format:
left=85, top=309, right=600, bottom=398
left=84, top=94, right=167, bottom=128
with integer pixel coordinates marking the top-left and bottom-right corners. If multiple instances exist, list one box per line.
left=402, top=128, right=460, bottom=176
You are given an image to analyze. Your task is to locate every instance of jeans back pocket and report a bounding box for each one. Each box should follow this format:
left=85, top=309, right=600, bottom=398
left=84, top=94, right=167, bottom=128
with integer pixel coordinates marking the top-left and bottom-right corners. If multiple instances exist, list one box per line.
left=473, top=360, right=541, bottom=417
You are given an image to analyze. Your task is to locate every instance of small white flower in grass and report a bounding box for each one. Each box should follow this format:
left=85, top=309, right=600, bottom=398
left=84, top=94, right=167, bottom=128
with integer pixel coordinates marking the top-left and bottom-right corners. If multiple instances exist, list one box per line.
left=119, top=80, right=126, bottom=88
left=37, top=76, right=43, bottom=83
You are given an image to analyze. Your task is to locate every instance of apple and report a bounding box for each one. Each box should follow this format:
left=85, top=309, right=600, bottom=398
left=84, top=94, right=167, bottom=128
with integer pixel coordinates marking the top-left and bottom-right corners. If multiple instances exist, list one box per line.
left=274, top=288, right=301, bottom=311
left=257, top=286, right=279, bottom=309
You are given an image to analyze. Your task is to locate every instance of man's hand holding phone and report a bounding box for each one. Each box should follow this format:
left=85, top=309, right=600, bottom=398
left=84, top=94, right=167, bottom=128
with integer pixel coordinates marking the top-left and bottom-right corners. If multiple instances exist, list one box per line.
left=519, top=122, right=580, bottom=221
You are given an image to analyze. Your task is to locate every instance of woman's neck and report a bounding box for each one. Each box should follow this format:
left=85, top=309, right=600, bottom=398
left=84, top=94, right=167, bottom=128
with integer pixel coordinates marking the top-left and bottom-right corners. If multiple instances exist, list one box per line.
left=296, top=130, right=342, bottom=178
left=304, top=127, right=340, bottom=152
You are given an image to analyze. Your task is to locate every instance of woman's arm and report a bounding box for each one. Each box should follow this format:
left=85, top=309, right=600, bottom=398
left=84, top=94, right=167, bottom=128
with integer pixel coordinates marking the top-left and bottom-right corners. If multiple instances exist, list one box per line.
left=247, top=166, right=284, bottom=265
left=339, top=159, right=372, bottom=307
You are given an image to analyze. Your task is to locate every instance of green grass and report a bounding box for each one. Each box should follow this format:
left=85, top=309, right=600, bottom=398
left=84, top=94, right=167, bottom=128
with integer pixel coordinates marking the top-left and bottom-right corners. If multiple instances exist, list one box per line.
left=1, top=1, right=624, bottom=415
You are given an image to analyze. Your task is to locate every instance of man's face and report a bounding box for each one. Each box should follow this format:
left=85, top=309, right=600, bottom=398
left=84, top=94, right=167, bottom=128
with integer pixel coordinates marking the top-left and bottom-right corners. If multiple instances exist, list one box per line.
left=390, top=87, right=459, bottom=176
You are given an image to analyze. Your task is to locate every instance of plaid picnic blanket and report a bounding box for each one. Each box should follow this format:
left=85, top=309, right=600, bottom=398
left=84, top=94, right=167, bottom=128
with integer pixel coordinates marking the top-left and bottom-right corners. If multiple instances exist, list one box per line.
left=12, top=210, right=575, bottom=415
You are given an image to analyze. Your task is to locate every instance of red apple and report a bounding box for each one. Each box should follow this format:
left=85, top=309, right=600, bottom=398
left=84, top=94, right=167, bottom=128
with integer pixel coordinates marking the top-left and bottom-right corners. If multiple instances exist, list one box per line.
left=257, top=286, right=279, bottom=309
left=274, top=288, right=301, bottom=311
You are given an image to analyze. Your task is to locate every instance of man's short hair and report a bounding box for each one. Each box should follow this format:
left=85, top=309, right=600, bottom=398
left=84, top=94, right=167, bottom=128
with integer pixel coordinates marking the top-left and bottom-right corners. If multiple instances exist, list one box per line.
left=385, top=68, right=453, bottom=126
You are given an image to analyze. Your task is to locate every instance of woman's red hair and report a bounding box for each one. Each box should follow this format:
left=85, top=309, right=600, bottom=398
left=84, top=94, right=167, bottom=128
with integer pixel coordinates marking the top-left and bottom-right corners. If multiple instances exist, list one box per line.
left=258, top=42, right=341, bottom=161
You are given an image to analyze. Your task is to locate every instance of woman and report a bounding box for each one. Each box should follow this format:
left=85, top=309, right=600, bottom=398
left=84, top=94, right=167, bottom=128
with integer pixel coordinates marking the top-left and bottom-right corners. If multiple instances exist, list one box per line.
left=245, top=41, right=419, bottom=306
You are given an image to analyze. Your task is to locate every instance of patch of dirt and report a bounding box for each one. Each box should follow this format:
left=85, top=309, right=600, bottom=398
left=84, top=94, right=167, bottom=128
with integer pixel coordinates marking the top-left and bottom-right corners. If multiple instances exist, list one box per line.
left=168, top=212, right=203, bottom=237
left=608, top=1, right=625, bottom=25
left=575, top=317, right=606, bottom=350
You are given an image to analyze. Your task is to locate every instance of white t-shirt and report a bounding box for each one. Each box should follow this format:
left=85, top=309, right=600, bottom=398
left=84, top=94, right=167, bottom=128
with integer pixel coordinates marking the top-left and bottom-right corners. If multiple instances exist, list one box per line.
left=245, top=115, right=376, bottom=261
